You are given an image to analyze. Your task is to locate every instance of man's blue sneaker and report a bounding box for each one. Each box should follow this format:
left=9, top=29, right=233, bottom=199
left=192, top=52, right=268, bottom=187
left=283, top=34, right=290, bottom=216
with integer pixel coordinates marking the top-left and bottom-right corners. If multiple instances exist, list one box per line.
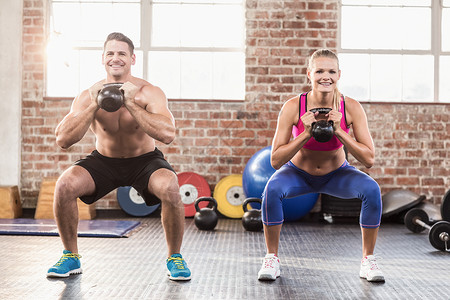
left=47, top=250, right=82, bottom=278
left=166, top=253, right=191, bottom=281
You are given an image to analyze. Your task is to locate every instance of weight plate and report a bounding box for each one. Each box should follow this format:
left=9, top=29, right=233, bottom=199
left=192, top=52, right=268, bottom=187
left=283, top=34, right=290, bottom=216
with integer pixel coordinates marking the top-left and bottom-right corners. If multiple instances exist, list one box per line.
left=441, top=189, right=450, bottom=222
left=415, top=201, right=442, bottom=223
left=117, top=186, right=160, bottom=217
left=129, top=187, right=145, bottom=205
left=226, top=186, right=246, bottom=206
left=179, top=184, right=198, bottom=205
left=404, top=208, right=428, bottom=233
left=214, top=174, right=245, bottom=219
left=177, top=172, right=211, bottom=217
left=429, top=221, right=450, bottom=252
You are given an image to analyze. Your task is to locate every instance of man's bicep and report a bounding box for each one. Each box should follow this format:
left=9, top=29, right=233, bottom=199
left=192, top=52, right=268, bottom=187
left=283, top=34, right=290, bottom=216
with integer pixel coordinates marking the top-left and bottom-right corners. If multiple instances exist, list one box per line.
left=144, top=86, right=174, bottom=121
left=70, top=90, right=90, bottom=113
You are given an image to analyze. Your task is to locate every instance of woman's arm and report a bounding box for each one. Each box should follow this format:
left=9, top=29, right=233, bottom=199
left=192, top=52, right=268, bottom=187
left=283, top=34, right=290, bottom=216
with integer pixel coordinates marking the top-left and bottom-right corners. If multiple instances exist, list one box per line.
left=270, top=97, right=315, bottom=169
left=333, top=97, right=375, bottom=168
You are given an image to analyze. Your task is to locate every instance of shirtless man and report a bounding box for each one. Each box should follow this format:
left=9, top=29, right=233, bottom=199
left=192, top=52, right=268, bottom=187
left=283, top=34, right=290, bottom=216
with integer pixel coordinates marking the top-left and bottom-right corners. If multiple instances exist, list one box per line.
left=47, top=32, right=191, bottom=281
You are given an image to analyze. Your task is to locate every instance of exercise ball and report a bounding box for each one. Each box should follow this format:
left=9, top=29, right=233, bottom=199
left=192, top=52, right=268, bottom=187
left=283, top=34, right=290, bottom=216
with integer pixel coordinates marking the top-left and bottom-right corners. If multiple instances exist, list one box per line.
left=242, top=146, right=319, bottom=222
left=243, top=146, right=274, bottom=199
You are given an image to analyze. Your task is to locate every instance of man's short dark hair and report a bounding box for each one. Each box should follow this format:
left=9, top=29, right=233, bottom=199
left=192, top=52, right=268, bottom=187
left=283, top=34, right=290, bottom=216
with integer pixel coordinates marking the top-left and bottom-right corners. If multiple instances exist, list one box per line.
left=104, top=32, right=134, bottom=55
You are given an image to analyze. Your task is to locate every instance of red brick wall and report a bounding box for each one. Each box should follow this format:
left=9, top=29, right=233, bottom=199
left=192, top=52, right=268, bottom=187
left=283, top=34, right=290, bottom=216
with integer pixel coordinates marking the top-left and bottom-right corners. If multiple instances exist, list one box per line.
left=21, top=0, right=450, bottom=209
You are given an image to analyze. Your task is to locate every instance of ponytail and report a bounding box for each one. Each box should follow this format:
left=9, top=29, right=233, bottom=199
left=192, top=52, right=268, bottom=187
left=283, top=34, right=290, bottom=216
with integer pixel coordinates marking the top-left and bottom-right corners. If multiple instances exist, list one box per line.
left=333, top=87, right=341, bottom=111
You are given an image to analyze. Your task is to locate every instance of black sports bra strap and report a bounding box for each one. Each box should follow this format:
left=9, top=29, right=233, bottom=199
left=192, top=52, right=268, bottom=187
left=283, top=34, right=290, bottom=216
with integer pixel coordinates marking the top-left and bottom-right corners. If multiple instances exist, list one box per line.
left=298, top=94, right=302, bottom=118
left=342, top=95, right=349, bottom=128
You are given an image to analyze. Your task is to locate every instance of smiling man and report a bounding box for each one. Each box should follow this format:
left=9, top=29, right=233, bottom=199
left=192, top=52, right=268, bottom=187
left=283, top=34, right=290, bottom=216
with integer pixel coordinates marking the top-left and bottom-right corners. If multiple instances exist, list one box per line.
left=47, top=32, right=191, bottom=281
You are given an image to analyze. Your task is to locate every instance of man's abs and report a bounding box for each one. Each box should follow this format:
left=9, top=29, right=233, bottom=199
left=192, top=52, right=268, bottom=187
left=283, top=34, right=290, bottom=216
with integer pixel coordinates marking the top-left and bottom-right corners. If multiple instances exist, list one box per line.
left=92, top=107, right=155, bottom=158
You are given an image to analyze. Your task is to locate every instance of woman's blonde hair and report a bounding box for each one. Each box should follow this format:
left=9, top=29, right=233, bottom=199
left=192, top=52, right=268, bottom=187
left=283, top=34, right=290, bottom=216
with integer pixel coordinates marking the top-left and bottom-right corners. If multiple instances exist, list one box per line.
left=308, top=49, right=341, bottom=111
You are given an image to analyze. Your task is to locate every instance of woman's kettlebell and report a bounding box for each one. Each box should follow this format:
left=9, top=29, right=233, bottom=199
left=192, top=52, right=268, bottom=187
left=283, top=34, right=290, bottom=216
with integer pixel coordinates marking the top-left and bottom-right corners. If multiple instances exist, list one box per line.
left=194, top=197, right=218, bottom=231
left=97, top=82, right=124, bottom=112
left=310, top=108, right=334, bottom=143
left=242, top=198, right=263, bottom=232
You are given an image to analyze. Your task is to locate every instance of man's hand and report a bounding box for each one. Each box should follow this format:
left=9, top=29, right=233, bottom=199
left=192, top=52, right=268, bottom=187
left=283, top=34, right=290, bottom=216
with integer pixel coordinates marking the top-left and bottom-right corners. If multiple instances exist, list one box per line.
left=121, top=81, right=140, bottom=106
left=88, top=81, right=104, bottom=106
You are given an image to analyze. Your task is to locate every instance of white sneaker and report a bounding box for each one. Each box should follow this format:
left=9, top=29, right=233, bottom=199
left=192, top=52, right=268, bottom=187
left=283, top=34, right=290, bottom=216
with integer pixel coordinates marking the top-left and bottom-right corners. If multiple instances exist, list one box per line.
left=258, top=253, right=281, bottom=281
left=359, top=255, right=385, bottom=282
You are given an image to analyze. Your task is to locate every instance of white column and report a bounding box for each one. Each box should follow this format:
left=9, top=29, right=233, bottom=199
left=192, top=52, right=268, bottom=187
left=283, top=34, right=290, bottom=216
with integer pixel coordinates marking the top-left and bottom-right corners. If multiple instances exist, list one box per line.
left=0, top=0, right=23, bottom=186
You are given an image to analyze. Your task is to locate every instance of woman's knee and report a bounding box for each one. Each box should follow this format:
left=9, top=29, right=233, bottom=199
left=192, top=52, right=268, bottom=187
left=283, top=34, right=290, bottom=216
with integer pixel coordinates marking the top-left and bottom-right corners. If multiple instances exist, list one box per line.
left=263, top=177, right=287, bottom=199
left=359, top=179, right=382, bottom=217
left=362, top=179, right=381, bottom=203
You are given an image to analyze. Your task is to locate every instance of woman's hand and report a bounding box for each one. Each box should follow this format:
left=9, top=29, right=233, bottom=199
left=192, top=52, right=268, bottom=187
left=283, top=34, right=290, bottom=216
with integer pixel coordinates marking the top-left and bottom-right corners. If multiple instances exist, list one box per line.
left=325, top=109, right=342, bottom=132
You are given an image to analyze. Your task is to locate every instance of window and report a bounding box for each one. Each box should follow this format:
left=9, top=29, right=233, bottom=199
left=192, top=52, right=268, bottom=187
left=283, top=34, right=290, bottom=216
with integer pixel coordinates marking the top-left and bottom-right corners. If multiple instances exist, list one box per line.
left=46, top=0, right=245, bottom=100
left=339, top=0, right=450, bottom=102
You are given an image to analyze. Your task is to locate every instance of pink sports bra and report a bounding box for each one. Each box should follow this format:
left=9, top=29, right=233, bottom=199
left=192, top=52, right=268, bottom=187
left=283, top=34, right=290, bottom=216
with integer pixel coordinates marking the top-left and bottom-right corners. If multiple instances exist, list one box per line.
left=292, top=92, right=349, bottom=151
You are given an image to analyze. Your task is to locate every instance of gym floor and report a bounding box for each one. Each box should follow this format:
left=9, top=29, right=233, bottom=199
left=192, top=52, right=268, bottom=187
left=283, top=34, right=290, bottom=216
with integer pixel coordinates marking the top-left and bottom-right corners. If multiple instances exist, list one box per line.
left=1, top=212, right=449, bottom=300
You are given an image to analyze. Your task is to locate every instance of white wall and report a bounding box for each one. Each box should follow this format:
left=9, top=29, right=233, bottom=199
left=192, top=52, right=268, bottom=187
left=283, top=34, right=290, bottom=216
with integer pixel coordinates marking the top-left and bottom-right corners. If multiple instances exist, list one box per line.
left=0, top=1, right=22, bottom=186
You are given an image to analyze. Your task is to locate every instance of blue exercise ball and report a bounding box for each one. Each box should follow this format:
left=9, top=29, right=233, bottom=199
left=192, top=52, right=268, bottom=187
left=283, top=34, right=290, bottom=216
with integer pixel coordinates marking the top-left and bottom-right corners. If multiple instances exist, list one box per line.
left=243, top=146, right=273, bottom=199
left=242, top=146, right=319, bottom=222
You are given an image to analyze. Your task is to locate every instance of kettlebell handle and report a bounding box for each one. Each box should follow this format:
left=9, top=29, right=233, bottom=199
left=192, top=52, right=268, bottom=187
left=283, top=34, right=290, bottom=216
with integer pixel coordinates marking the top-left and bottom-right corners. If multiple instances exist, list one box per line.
left=98, top=82, right=125, bottom=95
left=103, top=82, right=124, bottom=89
left=310, top=108, right=334, bottom=128
left=310, top=107, right=331, bottom=114
left=99, top=82, right=125, bottom=94
left=242, top=197, right=262, bottom=212
left=195, top=197, right=217, bottom=212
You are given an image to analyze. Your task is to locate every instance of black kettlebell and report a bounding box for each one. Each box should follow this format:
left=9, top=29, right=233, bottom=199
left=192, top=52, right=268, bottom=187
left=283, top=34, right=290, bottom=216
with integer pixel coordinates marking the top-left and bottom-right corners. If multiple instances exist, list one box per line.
left=242, top=198, right=263, bottom=232
left=310, top=108, right=334, bottom=143
left=97, top=82, right=124, bottom=112
left=194, top=197, right=218, bottom=231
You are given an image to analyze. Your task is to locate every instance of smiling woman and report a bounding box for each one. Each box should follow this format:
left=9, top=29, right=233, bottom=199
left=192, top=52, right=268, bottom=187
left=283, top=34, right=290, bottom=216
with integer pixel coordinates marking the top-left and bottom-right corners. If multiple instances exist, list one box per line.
left=257, top=48, right=384, bottom=283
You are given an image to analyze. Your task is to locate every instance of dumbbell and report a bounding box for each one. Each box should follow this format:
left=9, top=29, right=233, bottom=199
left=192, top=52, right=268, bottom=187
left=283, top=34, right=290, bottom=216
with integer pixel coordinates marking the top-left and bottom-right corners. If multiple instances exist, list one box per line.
left=404, top=208, right=450, bottom=252
left=310, top=108, right=334, bottom=143
left=97, top=82, right=124, bottom=112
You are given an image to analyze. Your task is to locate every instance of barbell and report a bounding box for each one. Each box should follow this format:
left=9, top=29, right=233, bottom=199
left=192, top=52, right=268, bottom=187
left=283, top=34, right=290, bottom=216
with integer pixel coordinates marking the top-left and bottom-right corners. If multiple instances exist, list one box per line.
left=404, top=208, right=450, bottom=252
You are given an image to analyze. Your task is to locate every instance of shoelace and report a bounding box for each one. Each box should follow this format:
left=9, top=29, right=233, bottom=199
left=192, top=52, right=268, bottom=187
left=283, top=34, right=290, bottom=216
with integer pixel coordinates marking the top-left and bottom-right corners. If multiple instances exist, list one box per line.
left=168, top=257, right=186, bottom=270
left=366, top=256, right=382, bottom=270
left=54, top=253, right=81, bottom=267
left=263, top=257, right=277, bottom=269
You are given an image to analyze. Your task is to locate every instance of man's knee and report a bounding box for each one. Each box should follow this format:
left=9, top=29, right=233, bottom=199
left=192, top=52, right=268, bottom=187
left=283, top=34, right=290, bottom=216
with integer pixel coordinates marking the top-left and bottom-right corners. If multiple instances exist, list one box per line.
left=55, top=167, right=94, bottom=201
left=55, top=176, right=78, bottom=200
left=150, top=170, right=181, bottom=205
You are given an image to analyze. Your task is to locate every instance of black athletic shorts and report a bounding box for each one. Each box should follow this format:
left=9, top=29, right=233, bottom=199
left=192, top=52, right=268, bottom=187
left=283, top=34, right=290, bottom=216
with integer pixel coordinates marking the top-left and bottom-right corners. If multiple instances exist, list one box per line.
left=74, top=148, right=175, bottom=206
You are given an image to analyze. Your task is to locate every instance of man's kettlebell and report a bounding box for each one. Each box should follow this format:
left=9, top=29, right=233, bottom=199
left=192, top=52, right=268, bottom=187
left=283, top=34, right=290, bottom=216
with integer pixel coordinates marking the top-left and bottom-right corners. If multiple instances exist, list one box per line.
left=242, top=198, right=263, bottom=232
left=310, top=108, right=334, bottom=143
left=194, top=197, right=218, bottom=231
left=97, top=82, right=124, bottom=112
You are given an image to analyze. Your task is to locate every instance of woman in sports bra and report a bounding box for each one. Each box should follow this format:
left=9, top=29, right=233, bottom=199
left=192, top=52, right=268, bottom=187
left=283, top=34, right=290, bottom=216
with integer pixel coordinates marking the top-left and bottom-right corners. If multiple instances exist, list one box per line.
left=257, top=49, right=384, bottom=282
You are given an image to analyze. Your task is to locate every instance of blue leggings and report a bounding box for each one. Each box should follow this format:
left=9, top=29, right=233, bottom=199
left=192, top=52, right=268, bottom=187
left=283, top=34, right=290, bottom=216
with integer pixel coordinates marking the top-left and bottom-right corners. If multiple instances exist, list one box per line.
left=262, top=161, right=382, bottom=228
